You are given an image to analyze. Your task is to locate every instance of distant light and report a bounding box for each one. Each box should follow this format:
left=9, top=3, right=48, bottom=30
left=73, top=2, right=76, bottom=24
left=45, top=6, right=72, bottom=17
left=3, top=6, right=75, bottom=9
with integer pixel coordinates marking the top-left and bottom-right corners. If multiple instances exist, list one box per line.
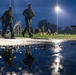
left=55, top=6, right=60, bottom=12
left=0, top=56, right=2, bottom=58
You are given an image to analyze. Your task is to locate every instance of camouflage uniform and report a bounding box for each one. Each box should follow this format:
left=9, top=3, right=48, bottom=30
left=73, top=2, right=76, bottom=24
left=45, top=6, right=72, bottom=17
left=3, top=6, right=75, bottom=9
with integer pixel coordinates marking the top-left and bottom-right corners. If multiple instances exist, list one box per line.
left=4, top=7, right=14, bottom=38
left=22, top=4, right=35, bottom=38
left=0, top=14, right=6, bottom=37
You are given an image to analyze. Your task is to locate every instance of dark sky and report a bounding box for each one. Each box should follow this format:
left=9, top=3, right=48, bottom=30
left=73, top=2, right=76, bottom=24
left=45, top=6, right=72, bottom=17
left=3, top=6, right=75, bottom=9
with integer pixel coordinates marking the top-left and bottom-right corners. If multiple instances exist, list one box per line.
left=0, top=0, right=76, bottom=29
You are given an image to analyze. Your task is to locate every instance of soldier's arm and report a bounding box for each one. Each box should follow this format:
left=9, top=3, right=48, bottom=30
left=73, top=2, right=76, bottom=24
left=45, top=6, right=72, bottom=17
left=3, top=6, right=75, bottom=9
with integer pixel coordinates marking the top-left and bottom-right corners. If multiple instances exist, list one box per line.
left=4, top=10, right=7, bottom=16
left=23, top=9, right=27, bottom=16
left=23, top=10, right=25, bottom=16
left=12, top=12, right=14, bottom=19
left=12, top=16, right=14, bottom=19
left=3, top=11, right=7, bottom=21
left=0, top=16, right=3, bottom=22
left=32, top=10, right=35, bottom=17
left=0, top=17, right=1, bottom=20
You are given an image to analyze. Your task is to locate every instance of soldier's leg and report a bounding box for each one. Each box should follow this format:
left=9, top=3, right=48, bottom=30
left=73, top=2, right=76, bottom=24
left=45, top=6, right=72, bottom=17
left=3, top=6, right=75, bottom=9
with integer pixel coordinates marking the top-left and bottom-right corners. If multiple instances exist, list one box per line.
left=23, top=27, right=27, bottom=33
left=27, top=19, right=33, bottom=38
left=9, top=23, right=14, bottom=38
left=2, top=23, right=8, bottom=37
left=22, top=20, right=28, bottom=37
left=26, top=19, right=32, bottom=33
left=2, top=23, right=5, bottom=36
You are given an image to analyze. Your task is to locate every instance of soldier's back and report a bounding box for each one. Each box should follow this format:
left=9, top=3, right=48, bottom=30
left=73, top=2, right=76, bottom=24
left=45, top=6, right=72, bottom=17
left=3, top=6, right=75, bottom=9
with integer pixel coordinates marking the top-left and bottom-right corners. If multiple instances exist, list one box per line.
left=4, top=10, right=13, bottom=22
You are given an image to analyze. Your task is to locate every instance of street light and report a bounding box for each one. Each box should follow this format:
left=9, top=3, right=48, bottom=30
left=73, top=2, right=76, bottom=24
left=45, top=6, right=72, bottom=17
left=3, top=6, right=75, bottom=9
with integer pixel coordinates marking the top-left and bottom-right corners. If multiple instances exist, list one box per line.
left=55, top=6, right=60, bottom=34
left=55, top=6, right=60, bottom=12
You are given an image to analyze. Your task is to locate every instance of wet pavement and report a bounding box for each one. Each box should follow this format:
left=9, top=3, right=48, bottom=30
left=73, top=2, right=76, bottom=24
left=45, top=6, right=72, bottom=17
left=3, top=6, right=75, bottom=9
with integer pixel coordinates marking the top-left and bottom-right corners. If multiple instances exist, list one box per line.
left=0, top=39, right=76, bottom=75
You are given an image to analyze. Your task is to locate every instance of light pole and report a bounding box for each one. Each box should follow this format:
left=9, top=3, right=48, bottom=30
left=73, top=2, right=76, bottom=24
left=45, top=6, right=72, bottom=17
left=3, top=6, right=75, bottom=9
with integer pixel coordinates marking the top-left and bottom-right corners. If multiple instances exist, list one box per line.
left=55, top=5, right=60, bottom=34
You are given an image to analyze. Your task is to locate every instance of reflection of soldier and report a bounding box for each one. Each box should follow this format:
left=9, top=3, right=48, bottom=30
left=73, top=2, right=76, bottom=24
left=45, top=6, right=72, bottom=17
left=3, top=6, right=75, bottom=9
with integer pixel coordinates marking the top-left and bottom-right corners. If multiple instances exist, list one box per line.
left=3, top=7, right=14, bottom=38
left=0, top=14, right=6, bottom=37
left=22, top=3, right=35, bottom=38
left=1, top=49, right=14, bottom=67
left=23, top=45, right=35, bottom=70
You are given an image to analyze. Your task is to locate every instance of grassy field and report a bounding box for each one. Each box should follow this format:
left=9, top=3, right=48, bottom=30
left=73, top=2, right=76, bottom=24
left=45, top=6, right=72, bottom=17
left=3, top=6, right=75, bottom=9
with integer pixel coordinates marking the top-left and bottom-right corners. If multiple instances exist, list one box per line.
left=14, top=34, right=76, bottom=39
left=1, top=33, right=76, bottom=39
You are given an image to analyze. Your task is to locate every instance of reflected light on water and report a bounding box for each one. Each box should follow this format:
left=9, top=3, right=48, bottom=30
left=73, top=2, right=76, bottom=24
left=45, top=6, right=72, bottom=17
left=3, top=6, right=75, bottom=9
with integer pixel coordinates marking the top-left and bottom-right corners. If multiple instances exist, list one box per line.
left=14, top=56, right=16, bottom=58
left=55, top=57, right=60, bottom=65
left=0, top=56, right=2, bottom=58
left=51, top=39, right=63, bottom=75
left=12, top=73, right=17, bottom=75
left=6, top=72, right=33, bottom=75
left=52, top=39, right=65, bottom=44
left=51, top=57, right=61, bottom=75
left=53, top=44, right=62, bottom=53
left=51, top=39, right=65, bottom=53
left=22, top=73, right=28, bottom=75
left=18, top=67, right=22, bottom=71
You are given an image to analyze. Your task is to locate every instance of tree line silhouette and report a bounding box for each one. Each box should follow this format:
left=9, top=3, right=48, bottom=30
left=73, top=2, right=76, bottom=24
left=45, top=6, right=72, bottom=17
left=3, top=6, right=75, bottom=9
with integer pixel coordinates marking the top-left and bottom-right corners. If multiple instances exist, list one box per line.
left=32, top=19, right=76, bottom=34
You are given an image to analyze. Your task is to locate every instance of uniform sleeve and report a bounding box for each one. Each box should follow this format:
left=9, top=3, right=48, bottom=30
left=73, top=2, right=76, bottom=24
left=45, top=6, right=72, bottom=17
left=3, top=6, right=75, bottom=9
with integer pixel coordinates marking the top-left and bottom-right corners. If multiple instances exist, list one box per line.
left=23, top=9, right=26, bottom=16
left=32, top=10, right=35, bottom=17
left=11, top=11, right=14, bottom=19
left=3, top=11, right=7, bottom=21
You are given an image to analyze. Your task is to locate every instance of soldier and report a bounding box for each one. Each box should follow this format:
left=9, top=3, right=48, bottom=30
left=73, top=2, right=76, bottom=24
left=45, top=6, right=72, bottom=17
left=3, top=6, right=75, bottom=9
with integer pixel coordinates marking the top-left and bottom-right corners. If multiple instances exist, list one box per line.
left=22, top=3, right=35, bottom=38
left=3, top=7, right=14, bottom=38
left=0, top=14, right=6, bottom=37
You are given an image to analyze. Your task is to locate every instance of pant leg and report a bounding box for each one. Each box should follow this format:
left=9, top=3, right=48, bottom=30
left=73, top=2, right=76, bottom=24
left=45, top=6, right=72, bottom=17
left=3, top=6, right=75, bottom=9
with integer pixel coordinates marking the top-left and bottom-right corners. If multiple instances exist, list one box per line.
left=3, top=22, right=8, bottom=35
left=2, top=23, right=5, bottom=36
left=23, top=27, right=27, bottom=33
left=22, top=19, right=28, bottom=33
left=25, top=19, right=32, bottom=34
left=9, top=23, right=14, bottom=37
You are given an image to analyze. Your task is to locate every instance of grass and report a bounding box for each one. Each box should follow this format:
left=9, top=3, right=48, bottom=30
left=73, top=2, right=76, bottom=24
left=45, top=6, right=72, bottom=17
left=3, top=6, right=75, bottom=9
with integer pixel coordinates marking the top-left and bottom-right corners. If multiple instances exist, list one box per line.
left=1, top=34, right=76, bottom=39
left=35, top=34, right=76, bottom=39
left=15, top=34, right=76, bottom=39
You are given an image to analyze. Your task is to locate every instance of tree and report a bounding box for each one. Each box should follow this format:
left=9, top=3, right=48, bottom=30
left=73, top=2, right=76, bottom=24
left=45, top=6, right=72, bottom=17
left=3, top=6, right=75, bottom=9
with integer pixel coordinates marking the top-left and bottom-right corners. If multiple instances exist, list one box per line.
left=38, top=19, right=57, bottom=33
left=64, top=26, right=71, bottom=34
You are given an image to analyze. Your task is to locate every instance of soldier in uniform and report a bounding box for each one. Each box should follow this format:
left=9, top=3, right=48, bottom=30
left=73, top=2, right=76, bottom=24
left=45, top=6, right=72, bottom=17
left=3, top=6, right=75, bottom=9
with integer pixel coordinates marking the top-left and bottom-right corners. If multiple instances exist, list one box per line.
left=3, top=7, right=14, bottom=38
left=22, top=3, right=35, bottom=38
left=0, top=14, right=6, bottom=37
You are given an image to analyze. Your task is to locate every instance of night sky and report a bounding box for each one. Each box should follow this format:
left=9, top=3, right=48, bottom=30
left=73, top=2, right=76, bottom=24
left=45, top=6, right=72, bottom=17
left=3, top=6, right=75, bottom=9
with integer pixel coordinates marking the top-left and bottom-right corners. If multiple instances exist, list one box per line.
left=0, top=0, right=76, bottom=29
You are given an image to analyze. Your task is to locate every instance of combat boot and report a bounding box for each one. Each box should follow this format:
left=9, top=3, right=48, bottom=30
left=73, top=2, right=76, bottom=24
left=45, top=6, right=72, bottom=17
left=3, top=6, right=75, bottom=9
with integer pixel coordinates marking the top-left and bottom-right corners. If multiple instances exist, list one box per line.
left=29, top=33, right=33, bottom=38
left=2, top=34, right=6, bottom=38
left=22, top=31, right=25, bottom=37
left=11, top=34, right=14, bottom=38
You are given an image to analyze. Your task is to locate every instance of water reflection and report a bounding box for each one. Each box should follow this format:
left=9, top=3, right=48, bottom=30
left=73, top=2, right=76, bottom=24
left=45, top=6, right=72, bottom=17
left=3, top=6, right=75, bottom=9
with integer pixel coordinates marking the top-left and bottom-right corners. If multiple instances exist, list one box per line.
left=32, top=42, right=54, bottom=50
left=0, top=40, right=76, bottom=75
left=1, top=47, right=14, bottom=67
left=0, top=47, right=14, bottom=75
left=0, top=41, right=63, bottom=75
left=51, top=40, right=63, bottom=75
left=23, top=45, right=35, bottom=71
